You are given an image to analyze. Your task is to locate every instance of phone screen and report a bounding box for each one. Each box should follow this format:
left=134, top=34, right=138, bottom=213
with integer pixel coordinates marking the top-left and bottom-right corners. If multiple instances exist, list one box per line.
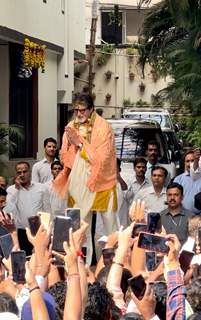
left=138, top=232, right=169, bottom=254
left=65, top=208, right=80, bottom=231
left=102, top=248, right=115, bottom=266
left=28, top=215, right=41, bottom=236
left=179, top=250, right=194, bottom=274
left=52, top=216, right=72, bottom=252
left=128, top=275, right=146, bottom=300
left=0, top=234, right=13, bottom=259
left=11, top=251, right=26, bottom=283
left=147, top=212, right=161, bottom=234
left=132, top=223, right=147, bottom=238
left=146, top=252, right=156, bottom=271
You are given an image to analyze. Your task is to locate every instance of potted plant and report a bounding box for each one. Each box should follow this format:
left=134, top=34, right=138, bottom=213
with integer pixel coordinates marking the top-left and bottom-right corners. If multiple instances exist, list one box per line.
left=105, top=70, right=112, bottom=80
left=139, top=82, right=146, bottom=93
left=126, top=47, right=136, bottom=60
left=105, top=93, right=112, bottom=102
left=129, top=72, right=135, bottom=81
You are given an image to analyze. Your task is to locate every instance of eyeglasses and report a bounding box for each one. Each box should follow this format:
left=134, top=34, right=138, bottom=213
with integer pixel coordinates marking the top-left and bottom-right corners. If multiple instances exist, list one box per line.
left=74, top=108, right=88, bottom=114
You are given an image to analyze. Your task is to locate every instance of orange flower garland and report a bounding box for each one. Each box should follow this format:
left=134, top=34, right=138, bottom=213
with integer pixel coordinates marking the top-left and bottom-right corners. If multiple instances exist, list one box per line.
left=23, top=38, right=46, bottom=73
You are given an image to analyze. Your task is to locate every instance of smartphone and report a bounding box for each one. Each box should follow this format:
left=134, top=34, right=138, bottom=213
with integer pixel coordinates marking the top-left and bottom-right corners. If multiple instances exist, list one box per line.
left=146, top=252, right=156, bottom=271
left=128, top=275, right=146, bottom=300
left=65, top=208, right=80, bottom=231
left=138, top=232, right=169, bottom=254
left=102, top=248, right=115, bottom=266
left=179, top=250, right=194, bottom=274
left=132, top=223, right=147, bottom=238
left=81, top=247, right=87, bottom=264
left=37, top=211, right=51, bottom=229
left=11, top=251, right=26, bottom=283
left=0, top=234, right=13, bottom=259
left=52, top=216, right=72, bottom=253
left=28, top=215, right=41, bottom=236
left=147, top=212, right=161, bottom=234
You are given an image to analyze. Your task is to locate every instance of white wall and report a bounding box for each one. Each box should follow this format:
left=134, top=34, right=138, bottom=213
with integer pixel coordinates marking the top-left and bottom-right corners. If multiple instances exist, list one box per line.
left=74, top=50, right=170, bottom=118
left=0, top=0, right=64, bottom=46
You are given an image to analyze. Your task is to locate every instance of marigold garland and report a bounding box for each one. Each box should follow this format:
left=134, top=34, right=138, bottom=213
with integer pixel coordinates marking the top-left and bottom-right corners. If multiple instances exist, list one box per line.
left=23, top=38, right=46, bottom=73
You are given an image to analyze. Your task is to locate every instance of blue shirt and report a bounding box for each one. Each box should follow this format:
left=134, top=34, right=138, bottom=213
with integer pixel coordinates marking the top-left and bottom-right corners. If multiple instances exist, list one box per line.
left=174, top=172, right=201, bottom=214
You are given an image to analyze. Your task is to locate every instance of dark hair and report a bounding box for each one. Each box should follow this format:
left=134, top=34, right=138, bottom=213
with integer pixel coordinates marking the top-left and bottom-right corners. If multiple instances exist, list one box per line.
left=15, top=161, right=30, bottom=171
left=167, top=182, right=184, bottom=196
left=0, top=293, right=19, bottom=315
left=187, top=277, right=201, bottom=312
left=120, top=313, right=143, bottom=320
left=184, top=150, right=194, bottom=161
left=147, top=140, right=160, bottom=150
left=47, top=281, right=67, bottom=320
left=0, top=187, right=7, bottom=197
left=44, top=137, right=57, bottom=148
left=73, top=93, right=94, bottom=110
left=51, top=160, right=63, bottom=170
left=133, top=157, right=147, bottom=167
left=151, top=165, right=168, bottom=178
left=84, top=282, right=114, bottom=320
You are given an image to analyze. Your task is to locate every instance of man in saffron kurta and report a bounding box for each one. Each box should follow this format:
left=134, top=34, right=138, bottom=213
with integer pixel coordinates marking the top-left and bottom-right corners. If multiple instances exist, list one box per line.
left=54, top=94, right=118, bottom=263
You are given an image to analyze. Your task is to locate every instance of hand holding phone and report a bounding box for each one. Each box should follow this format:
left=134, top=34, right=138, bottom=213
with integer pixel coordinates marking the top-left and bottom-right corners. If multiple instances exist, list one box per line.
left=11, top=251, right=26, bottom=283
left=28, top=215, right=41, bottom=236
left=128, top=275, right=146, bottom=300
left=138, top=232, right=169, bottom=254
left=52, top=216, right=72, bottom=252
left=132, top=223, right=147, bottom=238
left=147, top=212, right=161, bottom=234
left=65, top=208, right=80, bottom=231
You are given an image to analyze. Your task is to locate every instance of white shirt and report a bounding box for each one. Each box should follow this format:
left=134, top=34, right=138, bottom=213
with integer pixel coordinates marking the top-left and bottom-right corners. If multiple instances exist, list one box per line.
left=134, top=185, right=167, bottom=217
left=44, top=180, right=66, bottom=216
left=146, top=161, right=171, bottom=186
left=31, top=158, right=56, bottom=183
left=5, top=182, right=51, bottom=229
left=126, top=176, right=150, bottom=205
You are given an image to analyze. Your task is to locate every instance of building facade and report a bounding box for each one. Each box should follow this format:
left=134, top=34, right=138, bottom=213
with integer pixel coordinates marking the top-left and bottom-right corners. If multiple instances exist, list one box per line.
left=0, top=0, right=85, bottom=177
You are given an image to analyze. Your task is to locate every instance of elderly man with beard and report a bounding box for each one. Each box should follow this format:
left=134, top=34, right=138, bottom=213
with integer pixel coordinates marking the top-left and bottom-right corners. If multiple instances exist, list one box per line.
left=161, top=182, right=194, bottom=245
left=54, top=94, right=118, bottom=264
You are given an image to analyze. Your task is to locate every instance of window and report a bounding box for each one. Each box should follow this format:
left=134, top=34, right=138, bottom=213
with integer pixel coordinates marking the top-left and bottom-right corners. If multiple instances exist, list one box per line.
left=9, top=43, right=38, bottom=159
left=101, top=11, right=122, bottom=44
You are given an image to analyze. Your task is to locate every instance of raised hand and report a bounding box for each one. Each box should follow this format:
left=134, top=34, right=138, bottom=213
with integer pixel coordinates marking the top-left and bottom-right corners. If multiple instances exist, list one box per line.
left=129, top=199, right=145, bottom=222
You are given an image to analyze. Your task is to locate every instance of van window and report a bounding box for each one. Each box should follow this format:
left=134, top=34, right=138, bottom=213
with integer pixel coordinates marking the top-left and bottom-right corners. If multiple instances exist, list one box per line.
left=113, top=126, right=169, bottom=163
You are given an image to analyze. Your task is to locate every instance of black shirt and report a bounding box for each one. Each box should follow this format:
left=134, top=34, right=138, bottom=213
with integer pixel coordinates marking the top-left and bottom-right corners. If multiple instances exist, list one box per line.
left=160, top=207, right=194, bottom=245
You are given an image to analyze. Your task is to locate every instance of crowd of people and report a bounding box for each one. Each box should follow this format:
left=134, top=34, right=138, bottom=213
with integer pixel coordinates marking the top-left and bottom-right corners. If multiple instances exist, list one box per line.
left=0, top=93, right=201, bottom=319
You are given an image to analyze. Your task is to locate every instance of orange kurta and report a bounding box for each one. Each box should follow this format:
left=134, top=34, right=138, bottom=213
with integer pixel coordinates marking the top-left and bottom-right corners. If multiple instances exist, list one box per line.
left=53, top=113, right=117, bottom=199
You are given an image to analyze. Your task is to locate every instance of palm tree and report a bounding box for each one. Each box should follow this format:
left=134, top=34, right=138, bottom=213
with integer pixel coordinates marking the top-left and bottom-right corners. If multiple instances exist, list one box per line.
left=137, top=0, right=201, bottom=113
